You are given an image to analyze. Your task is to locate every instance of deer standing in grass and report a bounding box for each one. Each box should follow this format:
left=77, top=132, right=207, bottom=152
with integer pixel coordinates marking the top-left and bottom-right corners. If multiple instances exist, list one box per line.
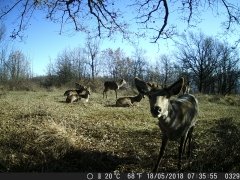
left=103, top=79, right=126, bottom=99
left=116, top=93, right=144, bottom=107
left=135, top=77, right=198, bottom=172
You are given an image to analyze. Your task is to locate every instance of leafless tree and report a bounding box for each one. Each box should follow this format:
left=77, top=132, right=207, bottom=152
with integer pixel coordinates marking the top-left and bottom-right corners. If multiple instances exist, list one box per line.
left=156, top=55, right=177, bottom=87
left=0, top=0, right=239, bottom=43
left=132, top=47, right=148, bottom=80
left=177, top=32, right=240, bottom=94
left=215, top=42, right=240, bottom=95
left=101, top=48, right=127, bottom=79
left=176, top=33, right=220, bottom=93
left=0, top=24, right=7, bottom=82
left=3, top=50, right=31, bottom=81
left=85, top=35, right=100, bottom=80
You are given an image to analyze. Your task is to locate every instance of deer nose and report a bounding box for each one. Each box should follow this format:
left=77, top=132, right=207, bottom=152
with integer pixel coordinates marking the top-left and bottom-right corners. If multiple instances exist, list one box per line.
left=152, top=106, right=161, bottom=116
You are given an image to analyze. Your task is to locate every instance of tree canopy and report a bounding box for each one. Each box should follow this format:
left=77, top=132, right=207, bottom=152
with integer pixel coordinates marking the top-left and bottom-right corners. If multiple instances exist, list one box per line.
left=0, top=0, right=240, bottom=43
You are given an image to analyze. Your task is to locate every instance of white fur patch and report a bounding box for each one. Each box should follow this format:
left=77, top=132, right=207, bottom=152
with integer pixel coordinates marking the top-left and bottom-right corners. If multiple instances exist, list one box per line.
left=155, top=96, right=169, bottom=118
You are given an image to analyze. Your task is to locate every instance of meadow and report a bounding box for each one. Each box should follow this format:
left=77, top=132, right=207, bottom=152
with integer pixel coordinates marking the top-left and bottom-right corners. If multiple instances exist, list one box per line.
left=0, top=88, right=240, bottom=172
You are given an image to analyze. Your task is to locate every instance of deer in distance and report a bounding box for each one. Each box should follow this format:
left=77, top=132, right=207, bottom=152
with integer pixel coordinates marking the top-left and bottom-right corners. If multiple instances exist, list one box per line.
left=135, top=77, right=198, bottom=172
left=115, top=93, right=144, bottom=107
left=66, top=87, right=91, bottom=103
left=64, top=83, right=87, bottom=97
left=103, top=79, right=126, bottom=99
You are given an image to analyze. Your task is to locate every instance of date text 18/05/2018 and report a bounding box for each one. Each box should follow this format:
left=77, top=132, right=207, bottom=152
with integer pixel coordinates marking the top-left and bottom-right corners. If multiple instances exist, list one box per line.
left=146, top=173, right=240, bottom=180
left=146, top=173, right=217, bottom=180
left=86, top=173, right=240, bottom=180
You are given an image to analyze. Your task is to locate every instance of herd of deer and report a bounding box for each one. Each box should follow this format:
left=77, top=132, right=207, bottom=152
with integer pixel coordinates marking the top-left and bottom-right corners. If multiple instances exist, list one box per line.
left=63, top=77, right=198, bottom=171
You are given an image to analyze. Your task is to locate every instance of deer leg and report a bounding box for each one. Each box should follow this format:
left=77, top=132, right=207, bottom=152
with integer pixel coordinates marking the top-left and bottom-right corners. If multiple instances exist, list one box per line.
left=178, top=136, right=187, bottom=170
left=103, top=89, right=108, bottom=99
left=182, top=127, right=194, bottom=158
left=153, top=135, right=168, bottom=172
left=182, top=131, right=189, bottom=156
left=115, top=90, right=117, bottom=99
left=187, top=127, right=194, bottom=159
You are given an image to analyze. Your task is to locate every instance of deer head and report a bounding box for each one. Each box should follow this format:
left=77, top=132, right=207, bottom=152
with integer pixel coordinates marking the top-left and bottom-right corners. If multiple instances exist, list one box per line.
left=135, top=77, right=184, bottom=118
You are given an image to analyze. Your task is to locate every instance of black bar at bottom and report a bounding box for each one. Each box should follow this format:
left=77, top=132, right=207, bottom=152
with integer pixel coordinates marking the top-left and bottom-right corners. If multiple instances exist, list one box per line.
left=0, top=172, right=239, bottom=180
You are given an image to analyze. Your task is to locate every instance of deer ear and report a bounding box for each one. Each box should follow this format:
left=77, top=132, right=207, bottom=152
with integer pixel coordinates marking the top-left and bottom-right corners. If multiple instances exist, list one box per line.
left=167, top=77, right=184, bottom=96
left=135, top=77, right=151, bottom=95
left=75, top=83, right=83, bottom=89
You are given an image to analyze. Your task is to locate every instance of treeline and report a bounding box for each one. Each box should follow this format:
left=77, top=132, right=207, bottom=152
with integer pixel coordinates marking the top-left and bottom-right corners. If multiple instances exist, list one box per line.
left=44, top=32, right=240, bottom=94
left=0, top=49, right=32, bottom=90
left=1, top=31, right=240, bottom=94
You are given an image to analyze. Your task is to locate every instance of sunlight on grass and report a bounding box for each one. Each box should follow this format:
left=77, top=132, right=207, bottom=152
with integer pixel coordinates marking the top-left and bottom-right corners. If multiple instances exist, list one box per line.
left=0, top=90, right=240, bottom=172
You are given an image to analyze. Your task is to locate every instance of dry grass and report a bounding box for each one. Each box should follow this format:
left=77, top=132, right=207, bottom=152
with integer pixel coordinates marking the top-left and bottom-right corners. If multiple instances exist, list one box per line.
left=0, top=90, right=240, bottom=172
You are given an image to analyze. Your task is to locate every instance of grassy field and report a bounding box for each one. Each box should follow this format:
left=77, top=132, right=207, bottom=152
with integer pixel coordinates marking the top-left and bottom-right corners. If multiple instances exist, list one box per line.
left=0, top=89, right=240, bottom=172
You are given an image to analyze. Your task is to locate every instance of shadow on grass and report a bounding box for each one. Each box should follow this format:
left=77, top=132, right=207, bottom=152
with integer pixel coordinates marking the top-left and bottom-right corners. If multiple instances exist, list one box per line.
left=42, top=150, right=129, bottom=172
left=124, top=117, right=240, bottom=172
left=4, top=149, right=135, bottom=172
left=2, top=117, right=239, bottom=172
left=191, top=117, right=240, bottom=172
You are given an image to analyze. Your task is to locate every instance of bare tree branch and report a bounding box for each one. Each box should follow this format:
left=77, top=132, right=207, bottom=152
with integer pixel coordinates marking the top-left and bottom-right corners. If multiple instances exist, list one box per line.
left=0, top=0, right=22, bottom=19
left=221, top=0, right=240, bottom=29
left=152, top=0, right=169, bottom=43
left=0, top=0, right=239, bottom=43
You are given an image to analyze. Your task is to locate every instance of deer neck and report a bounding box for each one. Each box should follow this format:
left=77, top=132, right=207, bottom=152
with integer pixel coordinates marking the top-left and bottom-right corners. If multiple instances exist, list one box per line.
left=131, top=94, right=142, bottom=103
left=157, top=100, right=184, bottom=140
left=117, top=81, right=125, bottom=89
left=80, top=93, right=89, bottom=99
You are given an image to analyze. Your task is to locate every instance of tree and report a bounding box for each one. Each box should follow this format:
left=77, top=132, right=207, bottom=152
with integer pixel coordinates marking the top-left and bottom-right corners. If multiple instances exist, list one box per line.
left=215, top=43, right=240, bottom=95
left=101, top=48, right=125, bottom=79
left=0, top=0, right=239, bottom=43
left=157, top=55, right=176, bottom=87
left=85, top=36, right=100, bottom=80
left=6, top=50, right=31, bottom=80
left=177, top=33, right=220, bottom=93
left=54, top=49, right=76, bottom=85
left=132, top=47, right=148, bottom=80
left=0, top=23, right=7, bottom=82
left=177, top=32, right=240, bottom=94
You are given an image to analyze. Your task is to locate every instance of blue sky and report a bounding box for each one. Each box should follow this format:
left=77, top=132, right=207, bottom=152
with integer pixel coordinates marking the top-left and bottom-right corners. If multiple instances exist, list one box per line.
left=1, top=0, right=239, bottom=76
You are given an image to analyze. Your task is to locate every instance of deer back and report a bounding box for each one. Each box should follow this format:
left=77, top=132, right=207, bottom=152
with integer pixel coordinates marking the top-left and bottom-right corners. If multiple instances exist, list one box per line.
left=116, top=97, right=132, bottom=107
left=104, top=81, right=118, bottom=90
left=160, top=94, right=198, bottom=140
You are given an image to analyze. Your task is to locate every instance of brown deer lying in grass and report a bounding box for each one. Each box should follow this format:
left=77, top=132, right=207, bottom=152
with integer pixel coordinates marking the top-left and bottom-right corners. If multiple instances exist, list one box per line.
left=116, top=93, right=144, bottom=107
left=66, top=87, right=91, bottom=103
left=103, top=79, right=126, bottom=99
left=64, top=83, right=87, bottom=96
left=135, top=77, right=198, bottom=171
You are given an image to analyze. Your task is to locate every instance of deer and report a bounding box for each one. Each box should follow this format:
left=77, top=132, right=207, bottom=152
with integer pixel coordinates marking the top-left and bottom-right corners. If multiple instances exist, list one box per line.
left=181, top=80, right=191, bottom=94
left=147, top=82, right=160, bottom=89
left=64, top=83, right=87, bottom=96
left=103, top=79, right=126, bottom=99
left=116, top=93, right=144, bottom=107
left=134, top=77, right=198, bottom=172
left=66, top=87, right=91, bottom=103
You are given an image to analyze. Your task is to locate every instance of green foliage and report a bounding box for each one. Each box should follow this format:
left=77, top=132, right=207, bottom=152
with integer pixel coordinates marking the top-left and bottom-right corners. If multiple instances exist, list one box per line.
left=0, top=91, right=240, bottom=172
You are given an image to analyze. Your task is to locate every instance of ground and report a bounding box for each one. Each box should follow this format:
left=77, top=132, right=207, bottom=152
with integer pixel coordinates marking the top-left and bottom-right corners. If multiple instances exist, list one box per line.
left=0, top=89, right=240, bottom=172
